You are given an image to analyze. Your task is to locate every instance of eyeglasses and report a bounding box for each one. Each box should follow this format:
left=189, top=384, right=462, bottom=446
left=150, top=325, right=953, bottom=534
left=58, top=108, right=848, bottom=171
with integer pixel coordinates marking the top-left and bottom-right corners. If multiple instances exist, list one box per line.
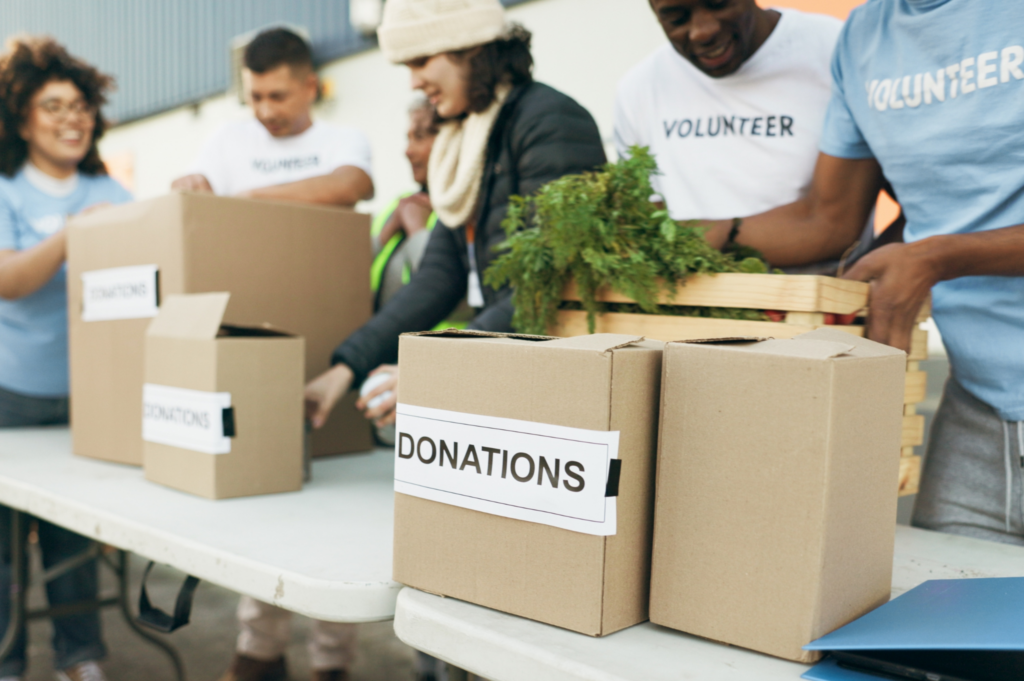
left=35, top=99, right=95, bottom=121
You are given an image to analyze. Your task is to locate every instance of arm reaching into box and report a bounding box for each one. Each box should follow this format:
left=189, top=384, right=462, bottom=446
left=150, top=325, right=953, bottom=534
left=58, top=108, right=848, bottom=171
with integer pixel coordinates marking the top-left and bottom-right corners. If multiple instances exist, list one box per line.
left=307, top=224, right=468, bottom=429
left=170, top=174, right=213, bottom=193
left=703, top=152, right=883, bottom=267
left=0, top=200, right=114, bottom=300
left=0, top=231, right=66, bottom=300
left=237, top=165, right=374, bottom=207
left=702, top=152, right=1024, bottom=353
left=843, top=225, right=1024, bottom=353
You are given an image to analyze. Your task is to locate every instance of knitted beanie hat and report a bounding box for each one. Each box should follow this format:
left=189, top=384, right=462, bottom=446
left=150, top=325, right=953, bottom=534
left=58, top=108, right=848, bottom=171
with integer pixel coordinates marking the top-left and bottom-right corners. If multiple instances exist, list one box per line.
left=378, top=0, right=507, bottom=64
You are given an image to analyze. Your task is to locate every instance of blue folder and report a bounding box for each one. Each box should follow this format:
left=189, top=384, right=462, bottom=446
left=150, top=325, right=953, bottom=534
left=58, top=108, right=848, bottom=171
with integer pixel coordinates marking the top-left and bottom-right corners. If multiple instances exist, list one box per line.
left=801, top=577, right=1024, bottom=681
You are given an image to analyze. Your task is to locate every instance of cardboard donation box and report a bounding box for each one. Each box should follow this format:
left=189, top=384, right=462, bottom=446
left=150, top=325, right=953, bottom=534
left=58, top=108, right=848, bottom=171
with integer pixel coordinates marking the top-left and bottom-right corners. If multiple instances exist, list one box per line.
left=393, top=330, right=664, bottom=636
left=67, top=193, right=372, bottom=466
left=649, top=328, right=906, bottom=663
left=143, top=293, right=303, bottom=499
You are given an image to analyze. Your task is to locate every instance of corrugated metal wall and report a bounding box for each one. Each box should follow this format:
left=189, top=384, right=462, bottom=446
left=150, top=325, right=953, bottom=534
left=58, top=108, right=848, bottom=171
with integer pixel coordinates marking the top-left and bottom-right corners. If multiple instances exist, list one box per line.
left=0, top=0, right=530, bottom=125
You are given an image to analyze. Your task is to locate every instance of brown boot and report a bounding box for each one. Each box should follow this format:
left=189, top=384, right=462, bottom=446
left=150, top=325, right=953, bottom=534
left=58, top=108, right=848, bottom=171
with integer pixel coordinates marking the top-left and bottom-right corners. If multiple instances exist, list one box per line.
left=217, top=654, right=287, bottom=681
left=311, top=671, right=348, bottom=681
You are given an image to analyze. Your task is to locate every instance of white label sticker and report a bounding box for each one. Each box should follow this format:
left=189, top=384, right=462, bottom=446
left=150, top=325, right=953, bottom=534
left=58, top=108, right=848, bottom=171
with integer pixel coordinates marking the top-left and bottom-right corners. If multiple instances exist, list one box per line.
left=142, top=384, right=233, bottom=454
left=81, top=264, right=159, bottom=321
left=394, top=404, right=619, bottom=536
left=467, top=270, right=485, bottom=308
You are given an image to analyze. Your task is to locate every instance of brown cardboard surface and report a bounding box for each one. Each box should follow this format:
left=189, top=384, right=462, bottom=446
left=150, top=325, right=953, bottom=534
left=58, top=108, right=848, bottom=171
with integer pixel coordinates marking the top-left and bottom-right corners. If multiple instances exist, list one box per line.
left=650, top=328, right=905, bottom=662
left=393, top=333, right=664, bottom=635
left=143, top=294, right=304, bottom=499
left=67, top=193, right=372, bottom=465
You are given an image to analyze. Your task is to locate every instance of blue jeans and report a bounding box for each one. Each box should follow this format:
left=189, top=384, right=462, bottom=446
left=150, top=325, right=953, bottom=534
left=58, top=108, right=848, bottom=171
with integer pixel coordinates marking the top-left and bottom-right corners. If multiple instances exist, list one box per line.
left=0, top=386, right=106, bottom=676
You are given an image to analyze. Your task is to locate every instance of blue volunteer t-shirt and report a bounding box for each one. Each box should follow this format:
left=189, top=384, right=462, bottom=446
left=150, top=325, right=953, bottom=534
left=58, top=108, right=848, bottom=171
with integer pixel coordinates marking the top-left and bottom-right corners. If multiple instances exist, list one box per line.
left=820, top=0, right=1024, bottom=421
left=0, top=170, right=132, bottom=397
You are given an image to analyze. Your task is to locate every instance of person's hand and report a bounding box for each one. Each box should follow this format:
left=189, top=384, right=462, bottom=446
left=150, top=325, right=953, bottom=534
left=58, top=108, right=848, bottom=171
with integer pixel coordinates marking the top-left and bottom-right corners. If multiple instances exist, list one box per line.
left=377, top=193, right=432, bottom=246
left=171, top=174, right=213, bottom=193
left=842, top=242, right=938, bottom=354
left=356, top=365, right=399, bottom=427
left=304, top=364, right=355, bottom=429
left=76, top=201, right=112, bottom=217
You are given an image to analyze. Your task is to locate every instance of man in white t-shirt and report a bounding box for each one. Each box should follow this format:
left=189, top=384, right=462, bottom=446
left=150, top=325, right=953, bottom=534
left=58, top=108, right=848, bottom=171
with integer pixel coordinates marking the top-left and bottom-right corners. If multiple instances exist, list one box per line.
left=178, top=28, right=369, bottom=681
left=172, top=28, right=373, bottom=208
left=615, top=1, right=841, bottom=222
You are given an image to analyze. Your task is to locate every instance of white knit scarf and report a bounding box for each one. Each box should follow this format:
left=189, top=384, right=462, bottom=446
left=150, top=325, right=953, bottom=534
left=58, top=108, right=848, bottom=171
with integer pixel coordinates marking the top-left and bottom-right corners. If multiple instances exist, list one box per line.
left=428, top=84, right=511, bottom=228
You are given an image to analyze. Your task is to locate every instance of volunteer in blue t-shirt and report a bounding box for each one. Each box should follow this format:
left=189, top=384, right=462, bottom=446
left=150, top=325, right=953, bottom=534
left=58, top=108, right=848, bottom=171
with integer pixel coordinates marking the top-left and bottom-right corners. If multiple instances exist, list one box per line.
left=0, top=36, right=131, bottom=681
left=697, top=0, right=1024, bottom=546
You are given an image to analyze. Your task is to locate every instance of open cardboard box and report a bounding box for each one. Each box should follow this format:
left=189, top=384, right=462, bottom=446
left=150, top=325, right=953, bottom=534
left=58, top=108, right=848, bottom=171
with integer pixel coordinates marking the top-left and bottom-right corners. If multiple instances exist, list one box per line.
left=143, top=293, right=303, bottom=500
left=67, top=193, right=373, bottom=465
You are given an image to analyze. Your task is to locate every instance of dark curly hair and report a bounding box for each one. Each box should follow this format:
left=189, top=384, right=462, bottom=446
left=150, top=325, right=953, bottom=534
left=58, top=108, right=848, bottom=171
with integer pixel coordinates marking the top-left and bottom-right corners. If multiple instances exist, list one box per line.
left=0, top=35, right=114, bottom=177
left=449, top=23, right=534, bottom=116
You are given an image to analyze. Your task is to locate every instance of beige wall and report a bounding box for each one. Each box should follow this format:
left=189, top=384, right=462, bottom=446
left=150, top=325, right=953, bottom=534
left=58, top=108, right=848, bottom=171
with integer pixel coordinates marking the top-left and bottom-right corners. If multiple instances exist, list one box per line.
left=99, top=0, right=667, bottom=214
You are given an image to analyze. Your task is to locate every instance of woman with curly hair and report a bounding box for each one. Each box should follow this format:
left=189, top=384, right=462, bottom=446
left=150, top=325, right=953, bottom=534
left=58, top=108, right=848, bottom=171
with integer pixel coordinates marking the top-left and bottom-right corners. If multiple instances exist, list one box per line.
left=0, top=36, right=131, bottom=681
left=302, top=0, right=606, bottom=444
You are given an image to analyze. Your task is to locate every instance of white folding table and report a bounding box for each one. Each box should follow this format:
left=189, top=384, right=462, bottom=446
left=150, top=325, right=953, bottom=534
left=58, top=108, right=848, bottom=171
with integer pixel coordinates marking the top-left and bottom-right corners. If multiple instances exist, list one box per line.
left=0, top=426, right=398, bottom=679
left=395, top=525, right=1024, bottom=681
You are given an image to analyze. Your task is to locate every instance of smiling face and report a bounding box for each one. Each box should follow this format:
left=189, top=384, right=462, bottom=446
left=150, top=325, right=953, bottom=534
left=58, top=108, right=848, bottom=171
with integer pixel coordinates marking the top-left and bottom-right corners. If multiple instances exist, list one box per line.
left=406, top=53, right=472, bottom=119
left=19, top=79, right=96, bottom=177
left=649, top=0, right=772, bottom=78
left=243, top=64, right=317, bottom=137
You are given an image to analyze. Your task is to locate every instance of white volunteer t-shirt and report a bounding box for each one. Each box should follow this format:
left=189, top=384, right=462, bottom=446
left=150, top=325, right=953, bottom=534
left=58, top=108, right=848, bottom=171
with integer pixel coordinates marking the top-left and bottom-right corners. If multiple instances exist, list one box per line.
left=614, top=9, right=842, bottom=220
left=191, top=119, right=373, bottom=196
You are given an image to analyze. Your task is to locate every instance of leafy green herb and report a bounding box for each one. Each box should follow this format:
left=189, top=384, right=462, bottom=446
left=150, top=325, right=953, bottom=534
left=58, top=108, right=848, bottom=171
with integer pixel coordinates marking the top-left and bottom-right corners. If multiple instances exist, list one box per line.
left=484, top=146, right=769, bottom=335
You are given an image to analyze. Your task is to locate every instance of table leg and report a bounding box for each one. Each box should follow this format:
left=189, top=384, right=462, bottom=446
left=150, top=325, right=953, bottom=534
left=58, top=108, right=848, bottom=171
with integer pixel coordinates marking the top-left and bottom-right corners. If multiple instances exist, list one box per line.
left=113, top=551, right=187, bottom=681
left=0, top=509, right=26, bottom=663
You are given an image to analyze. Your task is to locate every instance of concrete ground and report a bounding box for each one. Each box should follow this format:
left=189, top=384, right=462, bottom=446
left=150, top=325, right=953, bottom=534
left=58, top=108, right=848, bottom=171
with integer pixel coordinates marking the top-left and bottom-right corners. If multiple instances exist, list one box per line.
left=17, top=357, right=951, bottom=681
left=21, top=551, right=417, bottom=681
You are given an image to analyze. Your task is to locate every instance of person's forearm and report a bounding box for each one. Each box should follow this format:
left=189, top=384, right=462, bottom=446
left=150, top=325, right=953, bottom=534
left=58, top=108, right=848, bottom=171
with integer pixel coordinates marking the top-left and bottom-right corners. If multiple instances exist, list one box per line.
left=915, top=225, right=1024, bottom=281
left=704, top=154, right=883, bottom=267
left=0, top=232, right=66, bottom=300
left=244, top=167, right=374, bottom=207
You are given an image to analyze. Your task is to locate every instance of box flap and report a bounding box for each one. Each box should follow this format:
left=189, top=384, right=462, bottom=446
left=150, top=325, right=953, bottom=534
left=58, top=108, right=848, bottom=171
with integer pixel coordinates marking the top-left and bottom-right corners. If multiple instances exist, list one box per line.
left=678, top=336, right=770, bottom=345
left=218, top=324, right=294, bottom=338
left=146, top=293, right=229, bottom=339
left=796, top=327, right=906, bottom=359
left=543, top=334, right=646, bottom=353
left=750, top=338, right=855, bottom=360
left=675, top=334, right=854, bottom=360
left=402, top=328, right=555, bottom=342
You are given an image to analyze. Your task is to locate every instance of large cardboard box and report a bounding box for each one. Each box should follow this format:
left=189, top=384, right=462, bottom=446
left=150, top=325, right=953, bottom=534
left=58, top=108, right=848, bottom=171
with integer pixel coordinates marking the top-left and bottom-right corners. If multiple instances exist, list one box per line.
left=650, top=328, right=906, bottom=662
left=67, top=193, right=373, bottom=465
left=393, top=330, right=664, bottom=636
left=143, top=293, right=303, bottom=499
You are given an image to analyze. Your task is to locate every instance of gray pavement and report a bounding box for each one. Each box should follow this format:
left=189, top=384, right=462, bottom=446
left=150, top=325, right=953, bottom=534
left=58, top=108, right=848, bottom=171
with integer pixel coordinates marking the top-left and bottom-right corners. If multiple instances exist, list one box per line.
left=21, top=556, right=416, bottom=681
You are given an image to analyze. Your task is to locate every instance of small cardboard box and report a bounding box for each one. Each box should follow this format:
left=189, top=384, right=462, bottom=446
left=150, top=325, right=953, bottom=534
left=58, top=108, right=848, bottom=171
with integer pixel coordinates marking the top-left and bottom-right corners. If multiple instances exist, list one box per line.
left=393, top=330, right=664, bottom=636
left=650, top=328, right=906, bottom=663
left=143, top=293, right=303, bottom=499
left=67, top=193, right=373, bottom=465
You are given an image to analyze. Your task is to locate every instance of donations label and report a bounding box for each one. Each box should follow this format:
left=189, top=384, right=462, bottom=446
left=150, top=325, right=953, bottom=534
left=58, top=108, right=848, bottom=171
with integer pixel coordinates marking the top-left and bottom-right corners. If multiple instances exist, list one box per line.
left=81, top=264, right=159, bottom=321
left=394, top=403, right=620, bottom=536
left=142, top=384, right=234, bottom=454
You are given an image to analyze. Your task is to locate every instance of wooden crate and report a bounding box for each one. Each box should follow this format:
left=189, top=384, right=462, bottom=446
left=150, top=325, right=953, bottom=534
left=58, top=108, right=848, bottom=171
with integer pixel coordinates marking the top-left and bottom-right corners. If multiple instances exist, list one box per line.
left=552, top=273, right=931, bottom=497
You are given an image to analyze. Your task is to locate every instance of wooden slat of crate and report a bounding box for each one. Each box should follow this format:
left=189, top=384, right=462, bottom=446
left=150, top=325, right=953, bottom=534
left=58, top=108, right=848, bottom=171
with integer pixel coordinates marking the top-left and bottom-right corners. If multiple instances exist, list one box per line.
left=905, top=371, right=927, bottom=405
left=903, top=414, right=925, bottom=448
left=562, top=273, right=870, bottom=314
left=553, top=310, right=928, bottom=362
left=899, top=455, right=922, bottom=497
left=551, top=309, right=859, bottom=342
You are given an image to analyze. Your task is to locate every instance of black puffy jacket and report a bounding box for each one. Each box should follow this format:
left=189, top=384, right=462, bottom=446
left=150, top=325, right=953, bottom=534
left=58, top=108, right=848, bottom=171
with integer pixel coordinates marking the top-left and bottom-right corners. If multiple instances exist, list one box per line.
left=332, top=81, right=606, bottom=383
